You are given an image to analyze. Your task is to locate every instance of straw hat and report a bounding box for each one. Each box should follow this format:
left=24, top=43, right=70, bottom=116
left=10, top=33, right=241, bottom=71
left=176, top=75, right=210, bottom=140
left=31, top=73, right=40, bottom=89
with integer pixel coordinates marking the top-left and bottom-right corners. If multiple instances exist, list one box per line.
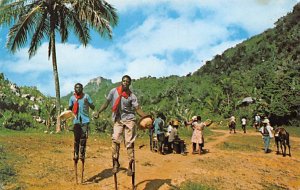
left=59, top=110, right=75, bottom=121
left=172, top=120, right=179, bottom=126
left=138, top=115, right=153, bottom=129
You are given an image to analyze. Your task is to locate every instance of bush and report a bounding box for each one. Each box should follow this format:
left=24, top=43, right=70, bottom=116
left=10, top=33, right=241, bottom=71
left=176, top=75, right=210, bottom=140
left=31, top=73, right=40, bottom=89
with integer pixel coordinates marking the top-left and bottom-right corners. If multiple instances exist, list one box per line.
left=1, top=111, right=35, bottom=130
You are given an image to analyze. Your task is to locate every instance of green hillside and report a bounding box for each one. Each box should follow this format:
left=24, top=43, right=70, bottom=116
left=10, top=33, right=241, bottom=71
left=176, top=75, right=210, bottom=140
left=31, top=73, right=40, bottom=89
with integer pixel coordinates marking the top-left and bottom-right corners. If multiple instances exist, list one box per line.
left=0, top=73, right=56, bottom=130
left=1, top=3, right=300, bottom=132
left=74, top=3, right=300, bottom=127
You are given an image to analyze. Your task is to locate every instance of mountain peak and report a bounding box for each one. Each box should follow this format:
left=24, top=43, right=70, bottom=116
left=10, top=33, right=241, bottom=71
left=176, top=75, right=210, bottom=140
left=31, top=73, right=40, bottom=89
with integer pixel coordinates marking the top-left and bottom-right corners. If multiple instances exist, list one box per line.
left=88, top=76, right=112, bottom=86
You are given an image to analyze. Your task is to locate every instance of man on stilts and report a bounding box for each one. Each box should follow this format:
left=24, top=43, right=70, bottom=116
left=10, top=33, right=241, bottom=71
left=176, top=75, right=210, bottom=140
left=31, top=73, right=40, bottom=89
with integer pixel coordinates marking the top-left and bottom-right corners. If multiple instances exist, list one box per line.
left=94, top=75, right=148, bottom=189
left=69, top=83, right=95, bottom=184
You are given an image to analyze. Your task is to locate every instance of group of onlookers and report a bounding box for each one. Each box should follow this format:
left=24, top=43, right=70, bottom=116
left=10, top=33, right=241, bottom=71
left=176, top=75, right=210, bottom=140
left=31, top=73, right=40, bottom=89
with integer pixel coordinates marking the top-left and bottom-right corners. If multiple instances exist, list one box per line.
left=150, top=113, right=209, bottom=156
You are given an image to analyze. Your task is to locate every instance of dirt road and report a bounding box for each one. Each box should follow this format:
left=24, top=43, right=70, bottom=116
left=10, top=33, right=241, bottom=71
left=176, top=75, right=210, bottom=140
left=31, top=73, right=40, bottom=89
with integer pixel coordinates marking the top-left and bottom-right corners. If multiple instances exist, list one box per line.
left=1, top=129, right=300, bottom=190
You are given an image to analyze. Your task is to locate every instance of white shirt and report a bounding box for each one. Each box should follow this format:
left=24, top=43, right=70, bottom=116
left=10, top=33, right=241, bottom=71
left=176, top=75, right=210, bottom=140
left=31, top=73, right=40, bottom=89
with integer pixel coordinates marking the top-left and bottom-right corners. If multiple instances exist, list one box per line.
left=259, top=125, right=274, bottom=138
left=241, top=118, right=246, bottom=125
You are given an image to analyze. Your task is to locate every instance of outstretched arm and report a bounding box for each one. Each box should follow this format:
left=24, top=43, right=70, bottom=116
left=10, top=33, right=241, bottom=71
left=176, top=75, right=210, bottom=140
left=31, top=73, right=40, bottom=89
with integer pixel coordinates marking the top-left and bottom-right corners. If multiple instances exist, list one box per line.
left=93, top=100, right=110, bottom=119
left=184, top=120, right=193, bottom=126
left=135, top=105, right=147, bottom=118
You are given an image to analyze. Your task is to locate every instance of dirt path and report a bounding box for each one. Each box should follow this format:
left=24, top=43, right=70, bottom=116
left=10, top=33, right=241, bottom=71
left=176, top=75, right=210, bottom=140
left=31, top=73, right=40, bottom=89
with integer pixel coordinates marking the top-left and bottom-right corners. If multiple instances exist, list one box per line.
left=1, top=129, right=300, bottom=190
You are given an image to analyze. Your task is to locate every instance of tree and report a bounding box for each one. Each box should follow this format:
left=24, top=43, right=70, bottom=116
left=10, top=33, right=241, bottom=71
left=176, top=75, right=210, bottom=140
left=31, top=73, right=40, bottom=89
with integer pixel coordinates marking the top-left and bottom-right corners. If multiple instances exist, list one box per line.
left=0, top=0, right=118, bottom=132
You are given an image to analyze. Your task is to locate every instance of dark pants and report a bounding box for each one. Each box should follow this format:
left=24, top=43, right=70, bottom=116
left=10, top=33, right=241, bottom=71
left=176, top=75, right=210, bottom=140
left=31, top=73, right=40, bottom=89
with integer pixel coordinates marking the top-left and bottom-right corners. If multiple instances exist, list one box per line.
left=157, top=133, right=165, bottom=154
left=149, top=129, right=153, bottom=151
left=171, top=140, right=185, bottom=154
left=73, top=123, right=88, bottom=161
left=242, top=124, right=246, bottom=133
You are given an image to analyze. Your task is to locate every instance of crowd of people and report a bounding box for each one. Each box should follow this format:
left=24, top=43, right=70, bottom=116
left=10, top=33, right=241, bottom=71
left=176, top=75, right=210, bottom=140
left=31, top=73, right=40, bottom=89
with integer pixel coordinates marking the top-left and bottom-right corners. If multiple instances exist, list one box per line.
left=149, top=113, right=210, bottom=156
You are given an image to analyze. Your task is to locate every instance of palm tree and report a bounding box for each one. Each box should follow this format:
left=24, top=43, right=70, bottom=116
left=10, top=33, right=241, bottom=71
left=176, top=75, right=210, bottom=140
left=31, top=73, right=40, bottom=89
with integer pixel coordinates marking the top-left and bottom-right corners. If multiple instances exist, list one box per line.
left=0, top=0, right=118, bottom=132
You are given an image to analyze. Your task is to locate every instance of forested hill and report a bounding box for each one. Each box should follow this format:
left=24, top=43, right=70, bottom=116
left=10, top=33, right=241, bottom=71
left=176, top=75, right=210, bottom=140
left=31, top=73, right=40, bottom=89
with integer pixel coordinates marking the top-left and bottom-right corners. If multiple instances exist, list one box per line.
left=77, top=3, right=300, bottom=126
left=191, top=3, right=300, bottom=125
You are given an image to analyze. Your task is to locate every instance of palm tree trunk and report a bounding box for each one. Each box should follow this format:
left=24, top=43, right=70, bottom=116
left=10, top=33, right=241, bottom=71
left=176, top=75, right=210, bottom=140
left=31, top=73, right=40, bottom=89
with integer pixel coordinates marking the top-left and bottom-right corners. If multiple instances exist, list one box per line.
left=50, top=30, right=61, bottom=133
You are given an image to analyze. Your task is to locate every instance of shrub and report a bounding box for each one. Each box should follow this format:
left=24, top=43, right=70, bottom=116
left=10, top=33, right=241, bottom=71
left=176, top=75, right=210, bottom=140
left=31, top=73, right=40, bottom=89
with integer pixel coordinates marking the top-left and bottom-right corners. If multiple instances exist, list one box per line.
left=1, top=111, right=35, bottom=130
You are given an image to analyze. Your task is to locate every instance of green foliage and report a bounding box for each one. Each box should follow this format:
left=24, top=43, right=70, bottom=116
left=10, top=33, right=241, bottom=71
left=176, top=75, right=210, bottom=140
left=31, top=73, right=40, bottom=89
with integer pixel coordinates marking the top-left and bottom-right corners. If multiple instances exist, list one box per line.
left=0, top=111, right=37, bottom=130
left=3, top=3, right=300, bottom=134
left=178, top=181, right=216, bottom=190
left=0, top=145, right=16, bottom=185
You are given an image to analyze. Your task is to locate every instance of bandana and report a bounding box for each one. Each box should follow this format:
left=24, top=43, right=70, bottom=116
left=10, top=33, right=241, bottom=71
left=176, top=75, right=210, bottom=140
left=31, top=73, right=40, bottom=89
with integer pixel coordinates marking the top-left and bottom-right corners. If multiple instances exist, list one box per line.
left=112, top=85, right=131, bottom=113
left=73, top=93, right=84, bottom=116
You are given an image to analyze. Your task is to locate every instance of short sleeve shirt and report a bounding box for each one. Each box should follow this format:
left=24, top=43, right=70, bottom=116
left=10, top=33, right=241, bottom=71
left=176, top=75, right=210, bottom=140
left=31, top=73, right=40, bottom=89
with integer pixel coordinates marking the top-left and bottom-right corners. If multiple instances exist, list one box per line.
left=153, top=117, right=165, bottom=135
left=107, top=87, right=139, bottom=121
left=69, top=93, right=93, bottom=124
left=242, top=118, right=246, bottom=125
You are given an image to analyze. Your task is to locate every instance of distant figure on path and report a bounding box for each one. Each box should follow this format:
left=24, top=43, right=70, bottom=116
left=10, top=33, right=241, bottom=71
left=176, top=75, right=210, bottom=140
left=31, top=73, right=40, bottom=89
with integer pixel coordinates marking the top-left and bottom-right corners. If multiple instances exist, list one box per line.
left=228, top=115, right=236, bottom=134
left=241, top=117, right=247, bottom=133
left=253, top=113, right=261, bottom=131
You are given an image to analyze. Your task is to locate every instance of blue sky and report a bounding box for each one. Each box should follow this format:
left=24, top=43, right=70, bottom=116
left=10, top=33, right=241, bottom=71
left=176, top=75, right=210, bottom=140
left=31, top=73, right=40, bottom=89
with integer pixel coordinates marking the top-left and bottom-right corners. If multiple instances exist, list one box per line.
left=0, top=0, right=299, bottom=96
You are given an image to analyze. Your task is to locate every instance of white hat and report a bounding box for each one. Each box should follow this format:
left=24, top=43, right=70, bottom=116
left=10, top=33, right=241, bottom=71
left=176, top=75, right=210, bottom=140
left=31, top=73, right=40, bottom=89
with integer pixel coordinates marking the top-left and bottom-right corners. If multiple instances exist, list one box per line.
left=262, top=118, right=270, bottom=124
left=192, top=116, right=197, bottom=121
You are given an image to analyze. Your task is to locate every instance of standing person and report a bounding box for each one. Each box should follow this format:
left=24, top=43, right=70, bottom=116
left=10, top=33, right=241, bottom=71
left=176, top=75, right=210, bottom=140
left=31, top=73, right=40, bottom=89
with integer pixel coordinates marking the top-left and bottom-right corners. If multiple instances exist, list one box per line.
left=228, top=115, right=236, bottom=134
left=186, top=116, right=207, bottom=154
left=166, top=121, right=173, bottom=136
left=69, top=83, right=95, bottom=183
left=93, top=75, right=148, bottom=176
left=153, top=112, right=166, bottom=155
left=241, top=117, right=247, bottom=133
left=254, top=113, right=261, bottom=131
left=259, top=119, right=274, bottom=153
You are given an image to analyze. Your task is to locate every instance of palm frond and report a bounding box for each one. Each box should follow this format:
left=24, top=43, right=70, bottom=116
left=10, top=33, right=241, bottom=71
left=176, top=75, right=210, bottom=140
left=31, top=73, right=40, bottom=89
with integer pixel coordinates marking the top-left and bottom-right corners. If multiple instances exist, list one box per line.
left=6, top=4, right=42, bottom=53
left=58, top=6, right=69, bottom=43
left=73, top=0, right=118, bottom=39
left=29, top=12, right=49, bottom=58
left=62, top=6, right=90, bottom=46
left=0, top=0, right=28, bottom=25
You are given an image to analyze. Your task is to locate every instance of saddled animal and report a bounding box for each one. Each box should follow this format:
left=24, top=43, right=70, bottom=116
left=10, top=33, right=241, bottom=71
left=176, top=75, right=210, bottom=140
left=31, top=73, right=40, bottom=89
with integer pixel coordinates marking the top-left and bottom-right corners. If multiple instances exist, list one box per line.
left=274, top=127, right=291, bottom=157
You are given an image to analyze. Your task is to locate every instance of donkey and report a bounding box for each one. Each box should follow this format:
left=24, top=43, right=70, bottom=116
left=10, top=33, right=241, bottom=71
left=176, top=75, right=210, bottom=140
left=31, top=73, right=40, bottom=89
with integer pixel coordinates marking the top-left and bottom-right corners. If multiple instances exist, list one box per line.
left=274, top=127, right=291, bottom=157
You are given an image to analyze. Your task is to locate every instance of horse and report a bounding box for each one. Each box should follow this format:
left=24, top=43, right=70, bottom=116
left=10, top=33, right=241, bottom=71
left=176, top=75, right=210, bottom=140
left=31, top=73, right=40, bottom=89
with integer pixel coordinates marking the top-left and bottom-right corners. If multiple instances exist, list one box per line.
left=274, top=127, right=291, bottom=157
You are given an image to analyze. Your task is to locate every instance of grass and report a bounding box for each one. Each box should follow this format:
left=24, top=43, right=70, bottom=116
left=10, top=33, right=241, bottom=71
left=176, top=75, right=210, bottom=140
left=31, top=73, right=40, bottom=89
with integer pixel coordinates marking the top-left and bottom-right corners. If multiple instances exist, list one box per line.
left=284, top=126, right=300, bottom=137
left=0, top=144, right=16, bottom=185
left=216, top=135, right=260, bottom=152
left=261, top=182, right=289, bottom=190
left=177, top=181, right=216, bottom=190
